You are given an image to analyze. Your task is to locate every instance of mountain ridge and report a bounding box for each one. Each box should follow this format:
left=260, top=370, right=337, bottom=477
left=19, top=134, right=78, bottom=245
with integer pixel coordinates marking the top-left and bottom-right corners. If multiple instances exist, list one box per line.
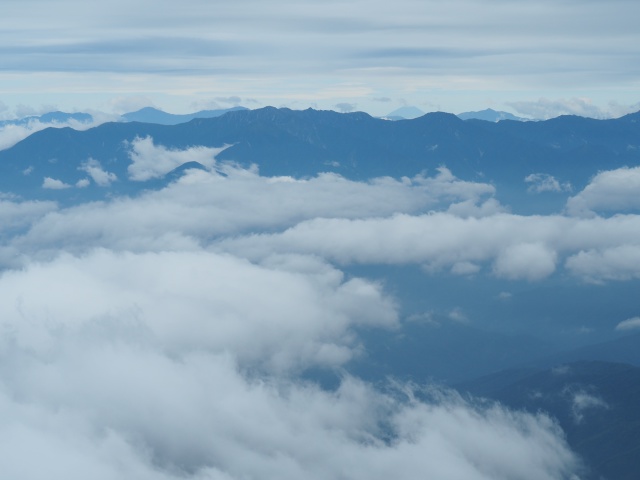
left=1, top=106, right=639, bottom=208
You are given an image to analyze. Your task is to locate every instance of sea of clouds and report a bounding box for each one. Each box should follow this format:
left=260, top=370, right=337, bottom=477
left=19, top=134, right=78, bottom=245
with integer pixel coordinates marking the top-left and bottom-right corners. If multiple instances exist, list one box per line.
left=3, top=136, right=638, bottom=478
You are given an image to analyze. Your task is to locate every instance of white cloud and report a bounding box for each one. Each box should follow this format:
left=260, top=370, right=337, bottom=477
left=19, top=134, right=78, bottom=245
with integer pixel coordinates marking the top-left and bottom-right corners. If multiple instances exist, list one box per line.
left=508, top=97, right=611, bottom=120
left=218, top=213, right=563, bottom=278
left=0, top=124, right=42, bottom=151
left=566, top=166, right=640, bottom=216
left=127, top=136, right=228, bottom=181
left=0, top=247, right=581, bottom=480
left=42, top=177, right=71, bottom=189
left=0, top=249, right=396, bottom=372
left=1, top=1, right=639, bottom=116
left=0, top=200, right=57, bottom=235
left=565, top=245, right=640, bottom=282
left=8, top=164, right=499, bottom=264
left=615, top=316, right=640, bottom=331
left=450, top=261, right=480, bottom=276
left=79, top=158, right=117, bottom=186
left=448, top=307, right=468, bottom=323
left=493, top=243, right=557, bottom=281
left=525, top=173, right=571, bottom=193
left=0, top=116, right=113, bottom=151
left=0, top=144, right=605, bottom=478
left=0, top=279, right=580, bottom=479
left=335, top=102, right=356, bottom=113
left=11, top=158, right=640, bottom=287
left=569, top=390, right=608, bottom=425
left=0, top=354, right=580, bottom=480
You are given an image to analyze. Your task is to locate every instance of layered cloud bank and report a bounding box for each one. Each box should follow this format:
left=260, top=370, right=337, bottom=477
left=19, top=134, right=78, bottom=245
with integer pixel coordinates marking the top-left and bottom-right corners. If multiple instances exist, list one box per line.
left=6, top=140, right=639, bottom=478
left=6, top=141, right=640, bottom=284
left=0, top=249, right=581, bottom=480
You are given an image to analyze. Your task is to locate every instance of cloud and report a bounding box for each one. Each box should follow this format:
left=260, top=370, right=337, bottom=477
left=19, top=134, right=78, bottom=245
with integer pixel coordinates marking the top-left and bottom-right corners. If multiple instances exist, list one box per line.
left=8, top=164, right=498, bottom=264
left=0, top=249, right=396, bottom=372
left=0, top=350, right=580, bottom=479
left=450, top=261, right=481, bottom=276
left=0, top=142, right=603, bottom=478
left=42, top=177, right=72, bottom=189
left=0, top=0, right=639, bottom=118
left=569, top=390, right=608, bottom=425
left=13, top=104, right=40, bottom=117
left=0, top=200, right=57, bottom=236
left=216, top=95, right=242, bottom=105
left=189, top=96, right=245, bottom=112
left=127, top=136, right=228, bottom=181
left=0, top=246, right=581, bottom=479
left=9, top=152, right=640, bottom=287
left=109, top=96, right=156, bottom=114
left=0, top=115, right=113, bottom=151
left=507, top=98, right=640, bottom=120
left=0, top=124, right=44, bottom=151
left=615, top=316, right=640, bottom=331
left=335, top=102, right=357, bottom=113
left=493, top=243, right=557, bottom=281
left=215, top=213, right=556, bottom=277
left=0, top=239, right=581, bottom=480
left=525, top=173, right=571, bottom=193
left=507, top=97, right=610, bottom=120
left=566, top=166, right=640, bottom=216
left=217, top=209, right=640, bottom=283
left=79, top=158, right=117, bottom=186
left=565, top=245, right=640, bottom=282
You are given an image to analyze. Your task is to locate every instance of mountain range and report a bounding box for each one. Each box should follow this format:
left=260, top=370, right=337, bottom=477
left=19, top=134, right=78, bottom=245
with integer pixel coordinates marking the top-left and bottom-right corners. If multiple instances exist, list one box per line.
left=1, top=106, right=639, bottom=212
left=0, top=105, right=524, bottom=126
left=457, top=108, right=528, bottom=122
left=121, top=106, right=249, bottom=124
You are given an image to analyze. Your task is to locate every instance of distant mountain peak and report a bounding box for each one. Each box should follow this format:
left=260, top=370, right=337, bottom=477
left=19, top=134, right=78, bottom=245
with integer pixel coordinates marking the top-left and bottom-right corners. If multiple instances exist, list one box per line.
left=121, top=106, right=249, bottom=125
left=457, top=108, right=527, bottom=122
left=385, top=106, right=425, bottom=120
left=0, top=111, right=93, bottom=128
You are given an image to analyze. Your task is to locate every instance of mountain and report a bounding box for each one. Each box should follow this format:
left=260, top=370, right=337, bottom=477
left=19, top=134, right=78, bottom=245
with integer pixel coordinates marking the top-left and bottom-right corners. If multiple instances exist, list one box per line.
left=384, top=106, right=425, bottom=120
left=456, top=361, right=640, bottom=480
left=2, top=106, right=639, bottom=211
left=457, top=108, right=527, bottom=122
left=121, top=106, right=248, bottom=125
left=0, top=111, right=93, bottom=127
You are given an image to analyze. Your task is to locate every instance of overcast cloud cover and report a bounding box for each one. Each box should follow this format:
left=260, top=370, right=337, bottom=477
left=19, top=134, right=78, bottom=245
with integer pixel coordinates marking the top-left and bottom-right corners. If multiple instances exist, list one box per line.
left=0, top=0, right=639, bottom=117
left=0, top=141, right=616, bottom=477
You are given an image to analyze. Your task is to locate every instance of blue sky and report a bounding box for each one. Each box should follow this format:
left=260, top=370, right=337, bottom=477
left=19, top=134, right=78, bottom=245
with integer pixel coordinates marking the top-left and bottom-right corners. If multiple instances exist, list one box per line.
left=1, top=0, right=639, bottom=118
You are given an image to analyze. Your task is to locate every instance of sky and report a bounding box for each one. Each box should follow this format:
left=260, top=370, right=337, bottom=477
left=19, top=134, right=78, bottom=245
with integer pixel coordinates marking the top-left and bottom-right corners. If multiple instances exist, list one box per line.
left=1, top=0, right=639, bottom=119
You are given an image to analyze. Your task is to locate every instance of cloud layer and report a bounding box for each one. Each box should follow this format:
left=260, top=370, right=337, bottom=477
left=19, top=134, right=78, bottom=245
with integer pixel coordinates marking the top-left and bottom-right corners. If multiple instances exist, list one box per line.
left=1, top=1, right=639, bottom=115
left=0, top=141, right=605, bottom=477
left=0, top=255, right=578, bottom=479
